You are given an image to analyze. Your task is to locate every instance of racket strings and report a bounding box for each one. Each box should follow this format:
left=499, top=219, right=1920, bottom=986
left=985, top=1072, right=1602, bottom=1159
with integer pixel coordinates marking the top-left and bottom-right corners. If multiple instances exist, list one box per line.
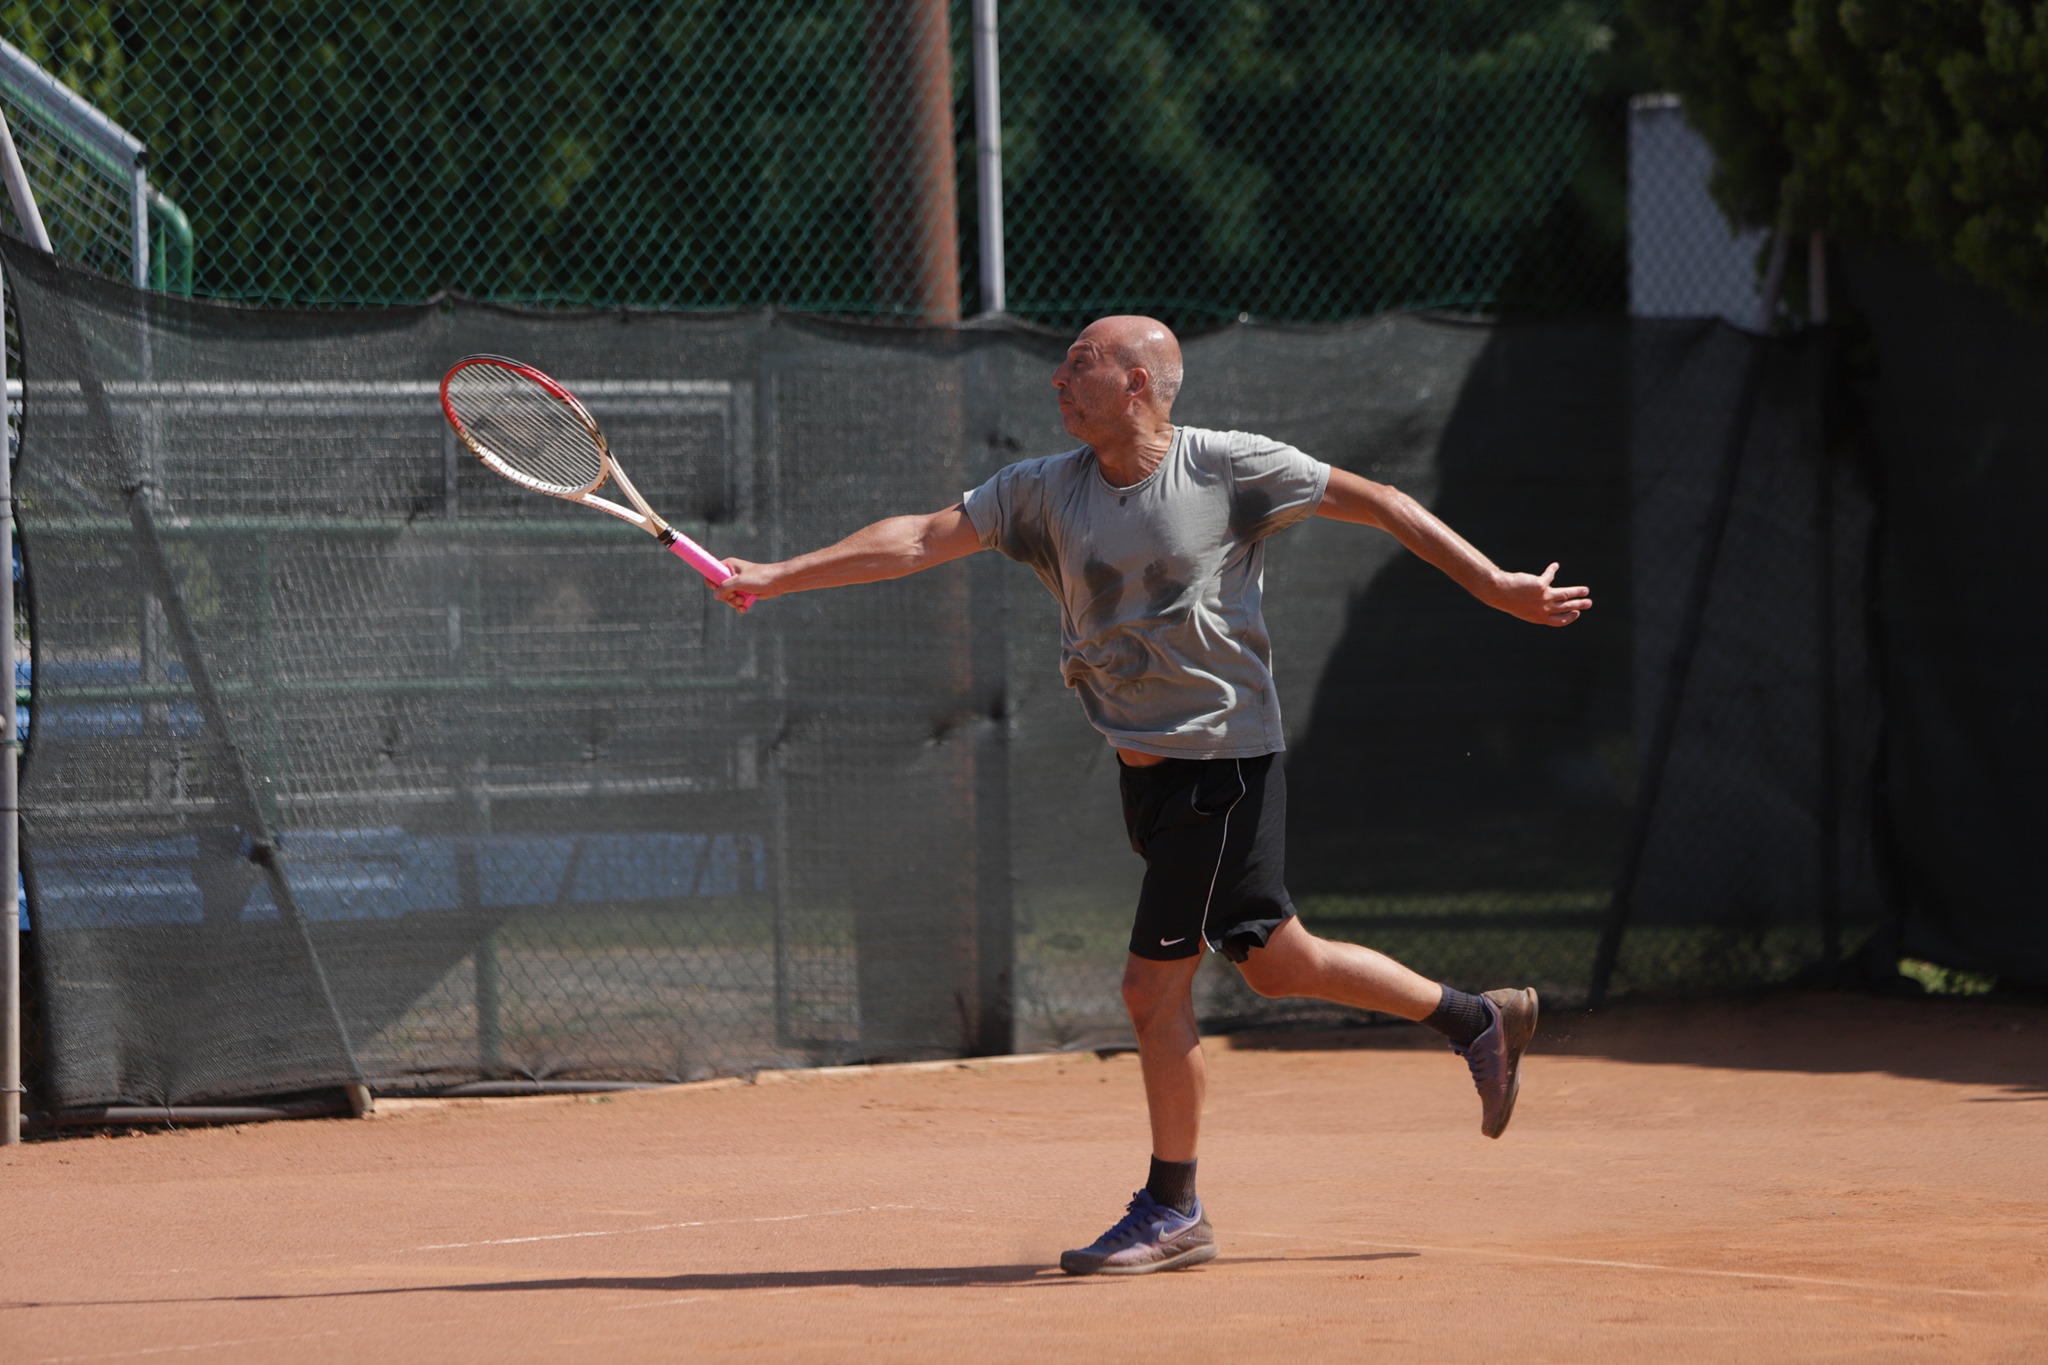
left=447, top=365, right=608, bottom=494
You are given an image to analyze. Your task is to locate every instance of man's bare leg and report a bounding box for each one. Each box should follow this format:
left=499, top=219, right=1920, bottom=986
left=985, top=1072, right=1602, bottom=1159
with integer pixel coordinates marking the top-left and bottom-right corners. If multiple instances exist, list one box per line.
left=1237, top=917, right=1539, bottom=1139
left=1056, top=950, right=1219, bottom=1277
left=1233, top=916, right=1441, bottom=1018
left=1120, top=952, right=1206, bottom=1161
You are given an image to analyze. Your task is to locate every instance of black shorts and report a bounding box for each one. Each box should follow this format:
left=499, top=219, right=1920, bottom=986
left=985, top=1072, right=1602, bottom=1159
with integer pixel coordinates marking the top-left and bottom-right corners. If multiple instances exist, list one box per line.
left=1118, top=752, right=1296, bottom=963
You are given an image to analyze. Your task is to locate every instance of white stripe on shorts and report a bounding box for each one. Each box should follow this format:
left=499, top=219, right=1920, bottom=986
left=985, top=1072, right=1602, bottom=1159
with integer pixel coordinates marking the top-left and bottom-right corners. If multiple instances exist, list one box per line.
left=1197, top=758, right=1249, bottom=953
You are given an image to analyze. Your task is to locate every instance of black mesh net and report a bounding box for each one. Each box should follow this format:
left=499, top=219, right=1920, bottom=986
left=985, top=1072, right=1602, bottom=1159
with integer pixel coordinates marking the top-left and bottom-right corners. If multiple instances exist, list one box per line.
left=6, top=238, right=1889, bottom=1111
left=1601, top=324, right=1887, bottom=996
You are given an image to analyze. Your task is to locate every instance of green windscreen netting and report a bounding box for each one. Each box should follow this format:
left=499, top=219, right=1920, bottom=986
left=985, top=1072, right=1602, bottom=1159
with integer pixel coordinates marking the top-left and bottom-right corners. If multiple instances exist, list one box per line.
left=5, top=239, right=1885, bottom=1110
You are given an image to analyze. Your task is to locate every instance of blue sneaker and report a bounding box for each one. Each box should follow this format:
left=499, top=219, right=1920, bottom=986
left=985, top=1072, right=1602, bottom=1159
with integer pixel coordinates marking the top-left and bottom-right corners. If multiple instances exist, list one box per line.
left=1059, top=1190, right=1217, bottom=1276
left=1452, top=987, right=1538, bottom=1138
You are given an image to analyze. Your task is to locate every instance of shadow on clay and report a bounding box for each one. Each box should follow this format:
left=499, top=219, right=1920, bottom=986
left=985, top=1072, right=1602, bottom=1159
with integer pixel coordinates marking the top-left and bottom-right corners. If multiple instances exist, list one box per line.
left=3, top=1252, right=1420, bottom=1308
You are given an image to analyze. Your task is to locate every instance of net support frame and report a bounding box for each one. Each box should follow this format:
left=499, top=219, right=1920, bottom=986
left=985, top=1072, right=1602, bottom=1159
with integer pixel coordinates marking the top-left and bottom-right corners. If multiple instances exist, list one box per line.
left=123, top=487, right=373, bottom=1116
left=0, top=103, right=40, bottom=1146
left=0, top=104, right=53, bottom=255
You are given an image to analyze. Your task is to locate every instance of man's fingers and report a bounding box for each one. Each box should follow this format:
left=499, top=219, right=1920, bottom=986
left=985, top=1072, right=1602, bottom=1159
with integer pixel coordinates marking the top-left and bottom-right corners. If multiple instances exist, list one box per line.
left=1539, top=561, right=1559, bottom=585
left=713, top=558, right=766, bottom=612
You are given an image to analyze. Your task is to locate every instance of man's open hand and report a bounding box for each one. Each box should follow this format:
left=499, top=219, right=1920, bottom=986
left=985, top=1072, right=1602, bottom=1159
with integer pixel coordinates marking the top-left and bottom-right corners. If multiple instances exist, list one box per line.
left=1493, top=562, right=1591, bottom=626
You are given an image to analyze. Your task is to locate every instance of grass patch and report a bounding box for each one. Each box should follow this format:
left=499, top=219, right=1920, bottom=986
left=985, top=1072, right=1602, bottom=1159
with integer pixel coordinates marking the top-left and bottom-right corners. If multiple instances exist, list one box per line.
left=1897, top=958, right=1997, bottom=997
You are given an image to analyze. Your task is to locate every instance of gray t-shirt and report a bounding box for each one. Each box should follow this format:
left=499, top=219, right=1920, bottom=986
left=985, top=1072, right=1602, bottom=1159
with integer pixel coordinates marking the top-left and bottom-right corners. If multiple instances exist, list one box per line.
left=962, top=425, right=1329, bottom=759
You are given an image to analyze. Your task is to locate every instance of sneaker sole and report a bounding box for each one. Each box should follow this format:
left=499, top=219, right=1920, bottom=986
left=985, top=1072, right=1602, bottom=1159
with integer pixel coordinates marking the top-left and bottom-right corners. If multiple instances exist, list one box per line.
left=1062, top=1242, right=1219, bottom=1277
left=1480, top=987, right=1539, bottom=1139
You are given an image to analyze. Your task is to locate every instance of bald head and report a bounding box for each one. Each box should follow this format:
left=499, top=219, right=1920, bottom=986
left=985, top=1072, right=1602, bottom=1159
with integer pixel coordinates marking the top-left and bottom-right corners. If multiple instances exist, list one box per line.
left=1051, top=314, right=1185, bottom=462
left=1081, top=315, right=1183, bottom=412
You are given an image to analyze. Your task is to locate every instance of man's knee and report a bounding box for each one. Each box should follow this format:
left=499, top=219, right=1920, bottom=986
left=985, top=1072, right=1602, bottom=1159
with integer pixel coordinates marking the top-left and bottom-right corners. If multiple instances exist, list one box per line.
left=1121, top=956, right=1194, bottom=1028
left=1236, top=951, right=1295, bottom=999
left=1235, top=926, right=1316, bottom=999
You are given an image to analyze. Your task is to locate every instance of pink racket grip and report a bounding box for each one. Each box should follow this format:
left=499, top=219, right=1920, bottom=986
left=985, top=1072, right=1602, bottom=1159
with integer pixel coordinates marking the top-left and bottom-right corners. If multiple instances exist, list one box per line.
left=667, top=534, right=756, bottom=608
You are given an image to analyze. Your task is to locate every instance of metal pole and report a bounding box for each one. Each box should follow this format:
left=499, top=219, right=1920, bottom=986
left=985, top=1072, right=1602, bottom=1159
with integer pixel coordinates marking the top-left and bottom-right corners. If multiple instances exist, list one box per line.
left=971, top=0, right=1005, bottom=315
left=1, top=263, right=17, bottom=1145
left=1808, top=231, right=1828, bottom=325
left=129, top=165, right=149, bottom=291
left=0, top=104, right=38, bottom=1145
left=1813, top=331, right=1841, bottom=969
left=1755, top=210, right=1791, bottom=334
left=967, top=6, right=1010, bottom=1046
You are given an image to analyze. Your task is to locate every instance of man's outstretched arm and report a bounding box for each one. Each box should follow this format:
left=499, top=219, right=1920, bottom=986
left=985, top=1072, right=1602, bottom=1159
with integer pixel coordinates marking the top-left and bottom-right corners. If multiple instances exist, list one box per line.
left=713, top=505, right=984, bottom=611
left=1315, top=467, right=1591, bottom=627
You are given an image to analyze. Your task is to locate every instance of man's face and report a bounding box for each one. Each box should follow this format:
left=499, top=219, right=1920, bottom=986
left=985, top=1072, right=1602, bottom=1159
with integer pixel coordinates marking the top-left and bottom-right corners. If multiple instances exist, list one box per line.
left=1050, top=331, right=1129, bottom=442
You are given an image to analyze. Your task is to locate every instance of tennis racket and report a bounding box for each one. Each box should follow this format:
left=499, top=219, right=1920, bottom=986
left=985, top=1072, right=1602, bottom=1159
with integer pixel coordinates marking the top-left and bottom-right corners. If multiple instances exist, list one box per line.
left=438, top=354, right=754, bottom=607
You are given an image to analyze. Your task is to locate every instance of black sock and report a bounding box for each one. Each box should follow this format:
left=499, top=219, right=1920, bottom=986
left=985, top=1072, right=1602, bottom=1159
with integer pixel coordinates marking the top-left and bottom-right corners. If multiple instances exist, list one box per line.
left=1421, top=985, right=1492, bottom=1048
left=1146, top=1156, right=1198, bottom=1215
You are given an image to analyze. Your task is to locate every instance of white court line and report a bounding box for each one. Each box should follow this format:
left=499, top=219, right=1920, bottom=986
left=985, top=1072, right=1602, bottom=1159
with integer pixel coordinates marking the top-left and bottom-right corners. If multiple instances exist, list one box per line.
left=1236, top=1229, right=2037, bottom=1302
left=33, top=1330, right=344, bottom=1363
left=412, top=1204, right=929, bottom=1252
left=32, top=1317, right=479, bottom=1365
left=606, top=1273, right=1042, bottom=1312
left=614, top=1287, right=814, bottom=1313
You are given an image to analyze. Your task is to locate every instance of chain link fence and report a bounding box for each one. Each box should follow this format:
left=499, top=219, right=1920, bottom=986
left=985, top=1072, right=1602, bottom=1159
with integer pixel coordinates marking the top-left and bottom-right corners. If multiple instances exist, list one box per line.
left=4, top=0, right=1624, bottom=325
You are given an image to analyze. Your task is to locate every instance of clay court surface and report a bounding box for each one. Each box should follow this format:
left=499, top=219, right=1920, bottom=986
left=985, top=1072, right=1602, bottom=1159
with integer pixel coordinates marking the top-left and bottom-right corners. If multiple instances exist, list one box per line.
left=5, top=993, right=2044, bottom=1363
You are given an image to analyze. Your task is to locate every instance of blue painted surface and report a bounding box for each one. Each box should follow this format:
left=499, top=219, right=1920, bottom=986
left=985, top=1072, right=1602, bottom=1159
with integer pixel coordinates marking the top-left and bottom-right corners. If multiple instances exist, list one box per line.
left=9, top=659, right=768, bottom=931
left=24, top=828, right=767, bottom=931
left=14, top=657, right=204, bottom=742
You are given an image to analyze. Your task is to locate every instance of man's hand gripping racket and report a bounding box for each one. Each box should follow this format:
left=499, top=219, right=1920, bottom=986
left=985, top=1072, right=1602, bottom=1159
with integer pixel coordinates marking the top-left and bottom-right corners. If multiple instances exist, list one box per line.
left=439, top=354, right=755, bottom=609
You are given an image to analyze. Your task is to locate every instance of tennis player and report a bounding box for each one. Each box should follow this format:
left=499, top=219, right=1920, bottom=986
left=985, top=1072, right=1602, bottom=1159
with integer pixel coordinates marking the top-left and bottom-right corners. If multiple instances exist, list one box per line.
left=713, top=316, right=1589, bottom=1277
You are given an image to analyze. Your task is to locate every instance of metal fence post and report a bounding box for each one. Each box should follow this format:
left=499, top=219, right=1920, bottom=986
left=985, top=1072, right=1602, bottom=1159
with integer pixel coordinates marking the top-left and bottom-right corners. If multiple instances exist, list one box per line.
left=128, top=165, right=149, bottom=291
left=971, top=0, right=1004, bottom=316
left=1, top=267, right=18, bottom=1146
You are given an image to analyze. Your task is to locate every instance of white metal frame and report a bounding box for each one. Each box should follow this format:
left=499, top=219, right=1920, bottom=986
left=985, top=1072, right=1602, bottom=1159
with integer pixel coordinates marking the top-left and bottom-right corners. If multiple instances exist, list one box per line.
left=0, top=37, right=150, bottom=290
left=0, top=33, right=162, bottom=1139
left=0, top=102, right=49, bottom=1147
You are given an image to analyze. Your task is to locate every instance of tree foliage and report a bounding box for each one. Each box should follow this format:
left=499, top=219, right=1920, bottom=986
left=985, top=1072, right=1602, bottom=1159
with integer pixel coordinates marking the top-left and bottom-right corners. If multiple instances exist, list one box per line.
left=1630, top=0, right=2048, bottom=312
left=998, top=0, right=1619, bottom=320
left=6, top=0, right=1617, bottom=323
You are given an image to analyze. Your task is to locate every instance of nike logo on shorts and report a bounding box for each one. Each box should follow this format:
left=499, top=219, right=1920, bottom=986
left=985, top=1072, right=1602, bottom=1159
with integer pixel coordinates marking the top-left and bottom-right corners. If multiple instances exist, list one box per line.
left=1160, top=936, right=1186, bottom=946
